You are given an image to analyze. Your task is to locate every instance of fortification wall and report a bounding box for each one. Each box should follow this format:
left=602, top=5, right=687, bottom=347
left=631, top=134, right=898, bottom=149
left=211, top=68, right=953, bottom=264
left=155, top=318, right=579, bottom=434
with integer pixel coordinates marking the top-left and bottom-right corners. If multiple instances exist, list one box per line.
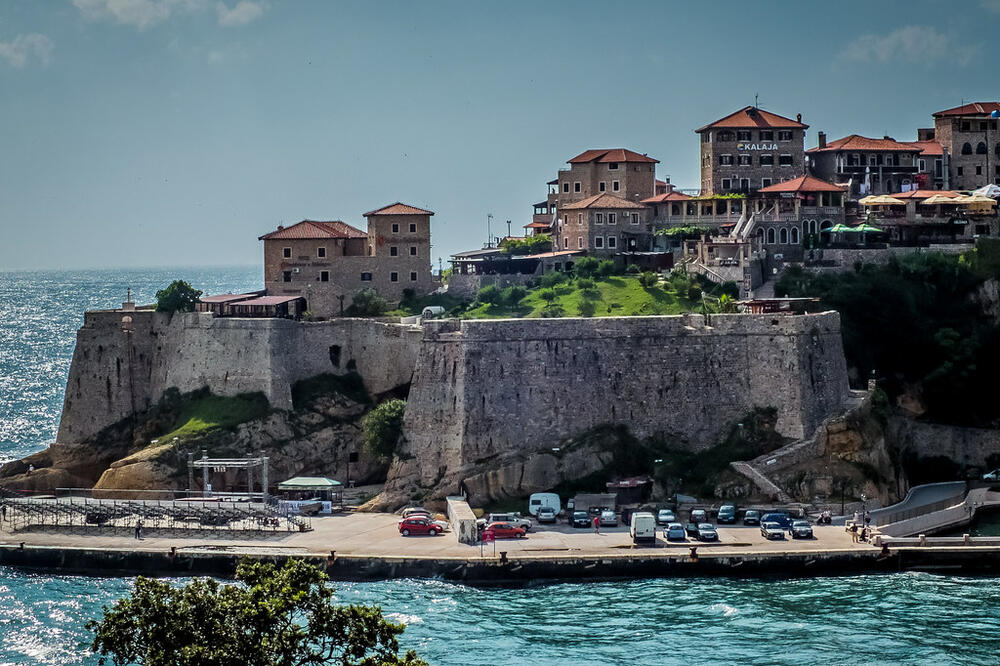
left=386, top=312, right=851, bottom=504
left=56, top=312, right=421, bottom=447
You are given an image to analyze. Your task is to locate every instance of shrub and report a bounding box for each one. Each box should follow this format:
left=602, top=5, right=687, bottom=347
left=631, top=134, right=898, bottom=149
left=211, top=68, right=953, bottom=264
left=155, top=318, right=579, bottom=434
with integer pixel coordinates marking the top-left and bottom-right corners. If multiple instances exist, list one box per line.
left=717, top=294, right=738, bottom=313
left=540, top=304, right=565, bottom=318
left=476, top=284, right=503, bottom=306
left=348, top=288, right=388, bottom=316
left=719, top=281, right=739, bottom=298
left=540, top=272, right=567, bottom=288
left=501, top=234, right=552, bottom=256
left=625, top=263, right=640, bottom=274
left=155, top=280, right=202, bottom=313
left=538, top=289, right=557, bottom=303
left=502, top=285, right=528, bottom=306
left=687, top=283, right=702, bottom=301
left=576, top=278, right=596, bottom=290
left=361, top=399, right=406, bottom=460
left=638, top=271, right=658, bottom=288
left=597, top=259, right=616, bottom=277
left=577, top=300, right=597, bottom=317
left=573, top=256, right=601, bottom=278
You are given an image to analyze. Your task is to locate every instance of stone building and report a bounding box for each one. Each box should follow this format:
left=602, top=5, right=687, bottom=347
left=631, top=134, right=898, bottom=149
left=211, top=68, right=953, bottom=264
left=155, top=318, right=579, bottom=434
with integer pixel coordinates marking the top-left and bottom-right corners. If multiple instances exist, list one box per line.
left=697, top=106, right=808, bottom=195
left=752, top=175, right=846, bottom=260
left=806, top=134, right=922, bottom=198
left=259, top=202, right=435, bottom=317
left=931, top=102, right=1000, bottom=190
left=558, top=193, right=651, bottom=254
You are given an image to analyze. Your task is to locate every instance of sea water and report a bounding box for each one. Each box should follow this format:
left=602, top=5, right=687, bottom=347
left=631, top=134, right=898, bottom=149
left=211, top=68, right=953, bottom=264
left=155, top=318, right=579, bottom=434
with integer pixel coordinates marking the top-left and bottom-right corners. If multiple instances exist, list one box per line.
left=2, top=268, right=1000, bottom=665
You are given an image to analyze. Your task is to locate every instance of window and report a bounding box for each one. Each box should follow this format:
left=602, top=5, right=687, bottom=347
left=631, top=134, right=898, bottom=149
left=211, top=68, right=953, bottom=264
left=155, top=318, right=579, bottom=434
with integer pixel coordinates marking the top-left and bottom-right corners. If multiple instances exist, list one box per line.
left=390, top=246, right=398, bottom=257
left=282, top=270, right=292, bottom=282
left=721, top=178, right=732, bottom=190
left=320, top=270, right=329, bottom=282
left=981, top=121, right=988, bottom=131
left=630, top=213, right=639, bottom=225
left=608, top=162, right=619, bottom=170
left=760, top=154, right=774, bottom=166
left=390, top=272, right=398, bottom=282
left=739, top=178, right=751, bottom=190
left=612, top=180, right=620, bottom=191
left=361, top=272, right=372, bottom=281
left=919, top=158, right=926, bottom=171
left=778, top=130, right=793, bottom=141
left=720, top=154, right=733, bottom=165
left=958, top=166, right=964, bottom=176
left=317, top=247, right=326, bottom=258
left=607, top=236, right=616, bottom=248
left=962, top=142, right=973, bottom=155
left=410, top=271, right=417, bottom=282
left=282, top=247, right=291, bottom=258
left=595, top=213, right=603, bottom=224
left=977, top=166, right=983, bottom=176
left=563, top=237, right=568, bottom=248
left=409, top=246, right=417, bottom=256
left=760, top=130, right=774, bottom=141
left=409, top=223, right=416, bottom=233
left=703, top=132, right=711, bottom=143
left=563, top=182, right=570, bottom=193
left=608, top=213, right=616, bottom=224
left=779, top=154, right=793, bottom=167
left=595, top=237, right=604, bottom=248
left=766, top=228, right=775, bottom=244
left=574, top=182, right=581, bottom=193
left=578, top=236, right=583, bottom=249
left=577, top=213, right=582, bottom=224
left=738, top=154, right=752, bottom=166
left=718, top=130, right=735, bottom=142
left=762, top=177, right=772, bottom=188
left=737, top=130, right=751, bottom=141
left=779, top=228, right=788, bottom=244
left=961, top=121, right=971, bottom=132
left=599, top=182, right=607, bottom=192
left=977, top=142, right=988, bottom=155
left=791, top=227, right=800, bottom=244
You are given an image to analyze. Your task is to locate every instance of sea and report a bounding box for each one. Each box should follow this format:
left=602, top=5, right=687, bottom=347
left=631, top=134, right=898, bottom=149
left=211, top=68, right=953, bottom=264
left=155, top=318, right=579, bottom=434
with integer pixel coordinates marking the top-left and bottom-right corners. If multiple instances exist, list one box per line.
left=3, top=267, right=1000, bottom=665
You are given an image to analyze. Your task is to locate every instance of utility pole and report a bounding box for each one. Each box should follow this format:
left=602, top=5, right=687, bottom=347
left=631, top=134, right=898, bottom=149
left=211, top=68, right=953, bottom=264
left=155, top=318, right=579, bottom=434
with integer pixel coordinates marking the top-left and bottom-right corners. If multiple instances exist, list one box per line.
left=506, top=220, right=512, bottom=239
left=487, top=214, right=493, bottom=247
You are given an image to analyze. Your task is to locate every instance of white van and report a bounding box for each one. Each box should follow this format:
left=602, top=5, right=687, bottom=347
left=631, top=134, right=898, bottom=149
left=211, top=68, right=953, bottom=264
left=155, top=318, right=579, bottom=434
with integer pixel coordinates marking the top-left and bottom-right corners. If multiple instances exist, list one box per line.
left=528, top=493, right=561, bottom=517
left=630, top=511, right=657, bottom=545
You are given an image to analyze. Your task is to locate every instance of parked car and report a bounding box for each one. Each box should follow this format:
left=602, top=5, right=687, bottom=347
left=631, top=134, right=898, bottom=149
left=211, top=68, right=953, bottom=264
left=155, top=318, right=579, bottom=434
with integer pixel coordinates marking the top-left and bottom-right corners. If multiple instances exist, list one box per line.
left=696, top=523, right=719, bottom=541
left=528, top=492, right=561, bottom=516
left=599, top=510, right=618, bottom=527
left=690, top=509, right=708, bottom=524
left=487, top=512, right=532, bottom=531
left=483, top=522, right=526, bottom=539
left=760, top=512, right=794, bottom=530
left=570, top=510, right=591, bottom=528
left=716, top=505, right=736, bottom=524
left=743, top=509, right=761, bottom=526
left=685, top=522, right=700, bottom=537
left=536, top=506, right=557, bottom=524
left=984, top=469, right=1000, bottom=481
left=629, top=511, right=657, bottom=544
left=398, top=517, right=443, bottom=536
left=656, top=509, right=676, bottom=526
left=401, top=507, right=431, bottom=519
left=791, top=520, right=814, bottom=539
left=760, top=521, right=786, bottom=540
left=665, top=522, right=687, bottom=541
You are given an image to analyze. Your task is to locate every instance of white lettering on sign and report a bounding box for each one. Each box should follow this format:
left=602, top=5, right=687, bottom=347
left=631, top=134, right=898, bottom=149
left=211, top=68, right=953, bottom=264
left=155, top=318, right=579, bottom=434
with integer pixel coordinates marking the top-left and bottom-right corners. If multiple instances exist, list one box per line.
left=737, top=143, right=778, bottom=151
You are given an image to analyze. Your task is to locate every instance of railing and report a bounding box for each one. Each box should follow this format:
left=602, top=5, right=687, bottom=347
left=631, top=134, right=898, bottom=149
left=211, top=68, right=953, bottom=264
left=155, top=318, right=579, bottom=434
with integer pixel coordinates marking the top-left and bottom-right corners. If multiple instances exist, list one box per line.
left=874, top=492, right=967, bottom=527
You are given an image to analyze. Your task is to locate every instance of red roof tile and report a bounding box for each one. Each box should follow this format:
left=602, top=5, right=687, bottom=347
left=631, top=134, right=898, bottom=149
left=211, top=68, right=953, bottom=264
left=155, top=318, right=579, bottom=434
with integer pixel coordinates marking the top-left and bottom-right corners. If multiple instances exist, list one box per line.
left=258, top=220, right=367, bottom=241
left=933, top=102, right=1000, bottom=117
left=889, top=189, right=960, bottom=200
left=904, top=140, right=944, bottom=156
left=522, top=250, right=583, bottom=259
left=199, top=293, right=259, bottom=304
left=807, top=134, right=921, bottom=153
left=758, top=175, right=845, bottom=194
left=524, top=221, right=551, bottom=228
left=567, top=149, right=658, bottom=164
left=560, top=193, right=648, bottom=210
left=697, top=106, right=807, bottom=132
left=641, top=191, right=693, bottom=203
left=363, top=202, right=434, bottom=216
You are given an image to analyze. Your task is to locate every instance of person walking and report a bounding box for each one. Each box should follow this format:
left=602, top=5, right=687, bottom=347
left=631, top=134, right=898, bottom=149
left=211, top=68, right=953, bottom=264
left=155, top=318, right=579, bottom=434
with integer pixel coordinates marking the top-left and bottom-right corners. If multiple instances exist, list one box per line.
left=593, top=514, right=600, bottom=535
left=134, top=519, right=143, bottom=540
left=850, top=523, right=858, bottom=543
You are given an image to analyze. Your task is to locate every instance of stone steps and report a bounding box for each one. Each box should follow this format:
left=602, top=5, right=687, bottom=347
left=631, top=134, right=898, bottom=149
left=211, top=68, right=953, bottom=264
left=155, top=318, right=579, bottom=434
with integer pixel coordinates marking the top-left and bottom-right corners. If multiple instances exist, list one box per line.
left=729, top=461, right=793, bottom=503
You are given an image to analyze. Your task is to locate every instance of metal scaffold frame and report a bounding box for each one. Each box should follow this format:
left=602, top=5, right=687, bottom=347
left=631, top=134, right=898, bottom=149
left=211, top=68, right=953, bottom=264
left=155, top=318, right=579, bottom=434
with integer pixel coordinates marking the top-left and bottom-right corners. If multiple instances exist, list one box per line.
left=188, top=451, right=270, bottom=502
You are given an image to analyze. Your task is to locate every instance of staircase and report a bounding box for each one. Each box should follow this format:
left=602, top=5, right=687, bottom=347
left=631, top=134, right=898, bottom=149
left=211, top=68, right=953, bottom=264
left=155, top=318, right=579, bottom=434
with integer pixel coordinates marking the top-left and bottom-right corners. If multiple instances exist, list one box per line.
left=729, top=461, right=792, bottom=503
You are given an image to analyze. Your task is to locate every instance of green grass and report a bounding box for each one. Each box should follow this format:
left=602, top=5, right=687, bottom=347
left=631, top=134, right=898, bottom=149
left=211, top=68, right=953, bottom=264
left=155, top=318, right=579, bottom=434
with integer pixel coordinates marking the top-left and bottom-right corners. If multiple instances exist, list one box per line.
left=154, top=392, right=270, bottom=444
left=386, top=291, right=470, bottom=317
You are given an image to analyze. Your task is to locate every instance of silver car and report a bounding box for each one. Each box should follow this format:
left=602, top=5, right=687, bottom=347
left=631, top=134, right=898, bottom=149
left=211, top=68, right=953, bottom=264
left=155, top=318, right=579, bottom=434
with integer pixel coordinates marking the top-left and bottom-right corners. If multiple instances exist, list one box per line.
left=536, top=506, right=557, bottom=523
left=599, top=510, right=618, bottom=527
left=761, top=521, right=786, bottom=540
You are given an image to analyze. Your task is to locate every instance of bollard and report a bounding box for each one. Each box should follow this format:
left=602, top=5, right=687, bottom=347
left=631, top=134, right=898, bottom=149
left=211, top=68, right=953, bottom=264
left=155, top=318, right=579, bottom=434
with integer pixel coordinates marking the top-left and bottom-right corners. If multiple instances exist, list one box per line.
left=18, top=542, right=24, bottom=550
left=499, top=551, right=508, bottom=564
left=689, top=546, right=698, bottom=560
left=881, top=543, right=890, bottom=556
left=963, top=533, right=970, bottom=545
left=918, top=534, right=926, bottom=546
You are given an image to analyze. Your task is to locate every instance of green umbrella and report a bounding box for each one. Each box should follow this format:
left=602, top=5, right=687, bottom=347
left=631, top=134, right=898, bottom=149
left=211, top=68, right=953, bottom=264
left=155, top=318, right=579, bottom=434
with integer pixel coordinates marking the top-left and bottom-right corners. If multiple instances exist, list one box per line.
left=828, top=223, right=857, bottom=233
left=853, top=223, right=884, bottom=233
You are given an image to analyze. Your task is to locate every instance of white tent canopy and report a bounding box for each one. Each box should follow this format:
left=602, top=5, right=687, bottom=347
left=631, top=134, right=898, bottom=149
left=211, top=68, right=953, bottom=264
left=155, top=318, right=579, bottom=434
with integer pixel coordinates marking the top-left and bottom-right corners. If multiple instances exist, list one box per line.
left=973, top=184, right=1000, bottom=199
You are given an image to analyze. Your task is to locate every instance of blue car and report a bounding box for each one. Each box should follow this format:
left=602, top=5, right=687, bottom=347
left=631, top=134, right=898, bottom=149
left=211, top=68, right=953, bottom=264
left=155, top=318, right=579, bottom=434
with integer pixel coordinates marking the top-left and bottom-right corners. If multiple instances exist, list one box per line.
left=665, top=522, right=687, bottom=541
left=760, top=512, right=794, bottom=530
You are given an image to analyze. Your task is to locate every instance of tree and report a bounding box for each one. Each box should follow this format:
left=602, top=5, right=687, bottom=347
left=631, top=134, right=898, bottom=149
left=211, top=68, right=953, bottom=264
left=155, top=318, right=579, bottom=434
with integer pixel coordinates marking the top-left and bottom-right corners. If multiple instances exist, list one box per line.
left=638, top=271, right=658, bottom=288
left=476, top=284, right=503, bottom=307
left=502, top=285, right=527, bottom=306
left=155, top=280, right=202, bottom=313
left=348, top=288, right=388, bottom=317
left=538, top=289, right=557, bottom=304
left=573, top=256, right=601, bottom=279
left=88, top=559, right=426, bottom=666
left=361, top=399, right=406, bottom=460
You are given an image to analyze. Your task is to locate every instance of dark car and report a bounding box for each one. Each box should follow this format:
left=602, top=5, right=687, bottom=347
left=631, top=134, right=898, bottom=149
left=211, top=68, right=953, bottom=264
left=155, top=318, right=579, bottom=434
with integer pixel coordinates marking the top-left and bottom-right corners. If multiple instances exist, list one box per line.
left=685, top=522, right=700, bottom=537
left=570, top=511, right=591, bottom=528
left=716, top=505, right=736, bottom=524
left=791, top=520, right=814, bottom=539
left=743, top=509, right=761, bottom=526
left=696, top=523, right=719, bottom=541
left=760, top=512, right=794, bottom=530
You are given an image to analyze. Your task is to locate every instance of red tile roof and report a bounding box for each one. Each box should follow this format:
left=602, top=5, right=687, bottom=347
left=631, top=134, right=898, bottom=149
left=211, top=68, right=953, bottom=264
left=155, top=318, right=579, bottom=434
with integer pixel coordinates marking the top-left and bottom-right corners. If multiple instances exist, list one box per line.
left=697, top=106, right=807, bottom=132
left=641, top=191, right=693, bottom=203
left=807, top=134, right=921, bottom=153
left=522, top=250, right=583, bottom=259
left=933, top=102, right=1000, bottom=118
left=758, top=175, right=845, bottom=194
left=524, top=221, right=551, bottom=228
left=905, top=140, right=944, bottom=156
left=567, top=149, right=658, bottom=164
left=363, top=202, right=434, bottom=216
left=235, top=295, right=304, bottom=306
left=560, top=193, right=648, bottom=210
left=258, top=220, right=367, bottom=241
left=199, top=293, right=259, bottom=304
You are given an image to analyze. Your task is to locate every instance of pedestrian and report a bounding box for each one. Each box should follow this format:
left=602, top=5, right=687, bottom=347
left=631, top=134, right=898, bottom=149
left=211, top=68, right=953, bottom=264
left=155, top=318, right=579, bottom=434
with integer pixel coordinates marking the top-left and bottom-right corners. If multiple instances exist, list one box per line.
left=1, top=505, right=6, bottom=521
left=26, top=464, right=34, bottom=476
left=593, top=514, right=600, bottom=534
left=864, top=511, right=871, bottom=528
left=135, top=519, right=143, bottom=540
left=850, top=523, right=858, bottom=543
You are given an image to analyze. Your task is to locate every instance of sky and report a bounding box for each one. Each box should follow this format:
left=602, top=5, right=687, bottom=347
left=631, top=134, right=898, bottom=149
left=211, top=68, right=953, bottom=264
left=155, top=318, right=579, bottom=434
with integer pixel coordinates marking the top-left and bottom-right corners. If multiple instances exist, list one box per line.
left=2, top=0, right=1000, bottom=273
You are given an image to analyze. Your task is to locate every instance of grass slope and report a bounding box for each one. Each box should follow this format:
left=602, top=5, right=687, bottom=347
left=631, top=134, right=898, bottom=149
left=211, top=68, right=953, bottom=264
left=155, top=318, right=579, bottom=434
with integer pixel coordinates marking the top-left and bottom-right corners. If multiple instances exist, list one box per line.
left=154, top=392, right=270, bottom=444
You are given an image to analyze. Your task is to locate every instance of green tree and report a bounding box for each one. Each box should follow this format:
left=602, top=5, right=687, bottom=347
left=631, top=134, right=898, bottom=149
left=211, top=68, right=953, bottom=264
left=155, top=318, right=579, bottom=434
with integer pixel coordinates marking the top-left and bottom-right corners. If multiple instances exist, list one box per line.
left=155, top=280, right=203, bottom=313
left=88, top=559, right=426, bottom=666
left=538, top=289, right=557, bottom=304
left=361, top=399, right=406, bottom=460
left=539, top=272, right=567, bottom=288
left=638, top=271, right=658, bottom=288
left=573, top=256, right=601, bottom=278
left=717, top=293, right=738, bottom=313
left=577, top=299, right=597, bottom=317
left=500, top=234, right=552, bottom=256
left=348, top=288, right=388, bottom=317
left=476, top=284, right=503, bottom=307
left=596, top=259, right=616, bottom=277
left=502, top=284, right=527, bottom=306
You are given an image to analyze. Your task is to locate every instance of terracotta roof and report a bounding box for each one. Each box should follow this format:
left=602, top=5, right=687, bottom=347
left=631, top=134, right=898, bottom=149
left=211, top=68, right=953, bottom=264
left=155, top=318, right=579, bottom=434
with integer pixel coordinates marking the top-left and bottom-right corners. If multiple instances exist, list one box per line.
left=890, top=189, right=960, bottom=200
left=655, top=179, right=667, bottom=186
left=258, top=220, right=367, bottom=241
left=199, top=293, right=259, bottom=304
left=758, top=175, right=845, bottom=194
left=363, top=202, right=434, bottom=216
left=567, top=149, right=658, bottom=164
left=905, top=140, right=944, bottom=156
left=807, top=134, right=921, bottom=153
left=560, top=193, right=648, bottom=210
left=521, top=250, right=583, bottom=259
left=697, top=106, right=807, bottom=132
left=234, top=295, right=303, bottom=306
left=524, top=221, right=551, bottom=229
left=933, top=102, right=1000, bottom=118
left=641, top=191, right=694, bottom=203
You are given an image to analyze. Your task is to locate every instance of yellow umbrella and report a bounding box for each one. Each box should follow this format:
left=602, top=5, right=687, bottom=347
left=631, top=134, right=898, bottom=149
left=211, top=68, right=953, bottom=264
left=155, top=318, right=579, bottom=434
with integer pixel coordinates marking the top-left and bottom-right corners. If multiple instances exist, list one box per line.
left=958, top=194, right=997, bottom=205
left=859, top=195, right=906, bottom=206
left=921, top=194, right=962, bottom=205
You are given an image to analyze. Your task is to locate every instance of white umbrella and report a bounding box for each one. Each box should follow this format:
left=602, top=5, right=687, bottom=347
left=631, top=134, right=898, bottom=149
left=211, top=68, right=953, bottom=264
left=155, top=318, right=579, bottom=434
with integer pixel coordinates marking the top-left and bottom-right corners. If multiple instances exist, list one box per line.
left=972, top=184, right=1000, bottom=199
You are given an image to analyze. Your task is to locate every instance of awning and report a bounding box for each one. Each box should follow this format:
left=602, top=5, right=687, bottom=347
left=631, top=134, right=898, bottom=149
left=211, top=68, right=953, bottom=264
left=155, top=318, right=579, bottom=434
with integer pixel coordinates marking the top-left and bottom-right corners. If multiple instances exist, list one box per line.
left=277, top=476, right=344, bottom=491
left=859, top=195, right=905, bottom=205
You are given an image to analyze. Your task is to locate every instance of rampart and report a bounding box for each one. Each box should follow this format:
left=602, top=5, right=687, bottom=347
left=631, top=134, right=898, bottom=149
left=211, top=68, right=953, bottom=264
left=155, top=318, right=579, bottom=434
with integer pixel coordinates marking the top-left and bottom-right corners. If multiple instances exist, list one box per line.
left=385, top=312, right=851, bottom=504
left=56, top=311, right=422, bottom=447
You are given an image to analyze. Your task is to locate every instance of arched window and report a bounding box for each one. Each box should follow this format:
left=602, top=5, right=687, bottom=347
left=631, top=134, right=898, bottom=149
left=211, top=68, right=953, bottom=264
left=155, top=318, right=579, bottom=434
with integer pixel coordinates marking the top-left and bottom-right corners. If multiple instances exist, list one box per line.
left=962, top=142, right=973, bottom=155
left=779, top=228, right=788, bottom=244
left=820, top=219, right=834, bottom=231
left=977, top=142, right=988, bottom=155
left=767, top=228, right=776, bottom=244
left=756, top=227, right=764, bottom=242
left=791, top=227, right=800, bottom=244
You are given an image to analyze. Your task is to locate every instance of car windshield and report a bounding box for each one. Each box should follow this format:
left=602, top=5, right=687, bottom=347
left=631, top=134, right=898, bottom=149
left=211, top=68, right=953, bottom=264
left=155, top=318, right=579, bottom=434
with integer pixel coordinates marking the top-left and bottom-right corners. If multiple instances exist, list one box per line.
left=574, top=512, right=587, bottom=518
left=793, top=521, right=810, bottom=527
left=746, top=511, right=759, bottom=517
left=764, top=523, right=779, bottom=529
left=668, top=523, right=682, bottom=529
left=720, top=507, right=734, bottom=513
left=698, top=523, right=714, bottom=530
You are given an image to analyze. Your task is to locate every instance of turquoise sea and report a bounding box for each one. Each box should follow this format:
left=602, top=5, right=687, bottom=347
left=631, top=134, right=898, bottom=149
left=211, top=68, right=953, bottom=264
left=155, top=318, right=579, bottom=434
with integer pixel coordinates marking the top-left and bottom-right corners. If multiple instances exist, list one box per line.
left=3, top=268, right=1000, bottom=665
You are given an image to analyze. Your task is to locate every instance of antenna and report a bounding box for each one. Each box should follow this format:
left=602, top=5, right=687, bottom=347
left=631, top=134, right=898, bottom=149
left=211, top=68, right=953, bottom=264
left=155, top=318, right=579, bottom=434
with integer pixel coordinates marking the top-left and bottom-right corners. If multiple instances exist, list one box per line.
left=754, top=93, right=759, bottom=108
left=487, top=214, right=493, bottom=248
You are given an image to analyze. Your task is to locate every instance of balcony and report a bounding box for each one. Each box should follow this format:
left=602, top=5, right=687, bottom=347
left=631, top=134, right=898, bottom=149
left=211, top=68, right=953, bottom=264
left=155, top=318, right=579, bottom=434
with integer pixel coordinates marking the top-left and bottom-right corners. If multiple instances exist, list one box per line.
left=837, top=165, right=919, bottom=175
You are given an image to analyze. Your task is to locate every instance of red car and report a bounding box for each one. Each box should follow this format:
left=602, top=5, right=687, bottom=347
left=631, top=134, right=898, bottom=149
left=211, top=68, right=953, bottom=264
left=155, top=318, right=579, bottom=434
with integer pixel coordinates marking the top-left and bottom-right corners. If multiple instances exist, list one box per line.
left=483, top=522, right=526, bottom=539
left=398, top=517, right=443, bottom=536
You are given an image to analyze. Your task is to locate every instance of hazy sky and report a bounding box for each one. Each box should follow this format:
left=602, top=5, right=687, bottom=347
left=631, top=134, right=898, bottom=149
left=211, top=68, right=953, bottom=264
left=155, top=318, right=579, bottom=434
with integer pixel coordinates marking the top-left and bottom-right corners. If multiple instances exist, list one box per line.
left=3, top=0, right=1000, bottom=273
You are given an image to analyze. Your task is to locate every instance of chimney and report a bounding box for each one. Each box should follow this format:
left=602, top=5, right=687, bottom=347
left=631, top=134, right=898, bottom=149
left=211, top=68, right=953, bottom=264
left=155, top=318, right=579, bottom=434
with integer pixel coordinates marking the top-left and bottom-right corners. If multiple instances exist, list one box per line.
left=883, top=135, right=894, bottom=141
left=796, top=113, right=802, bottom=123
left=277, top=225, right=284, bottom=230
left=818, top=132, right=827, bottom=149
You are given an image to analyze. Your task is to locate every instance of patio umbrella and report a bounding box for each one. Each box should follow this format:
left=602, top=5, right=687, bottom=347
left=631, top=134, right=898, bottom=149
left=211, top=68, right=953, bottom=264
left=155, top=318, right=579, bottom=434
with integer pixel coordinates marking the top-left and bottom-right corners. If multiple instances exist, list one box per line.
left=853, top=223, right=885, bottom=233
left=859, top=195, right=906, bottom=206
left=922, top=194, right=962, bottom=205
left=828, top=223, right=857, bottom=232
left=973, top=184, right=1000, bottom=199
left=959, top=194, right=997, bottom=205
